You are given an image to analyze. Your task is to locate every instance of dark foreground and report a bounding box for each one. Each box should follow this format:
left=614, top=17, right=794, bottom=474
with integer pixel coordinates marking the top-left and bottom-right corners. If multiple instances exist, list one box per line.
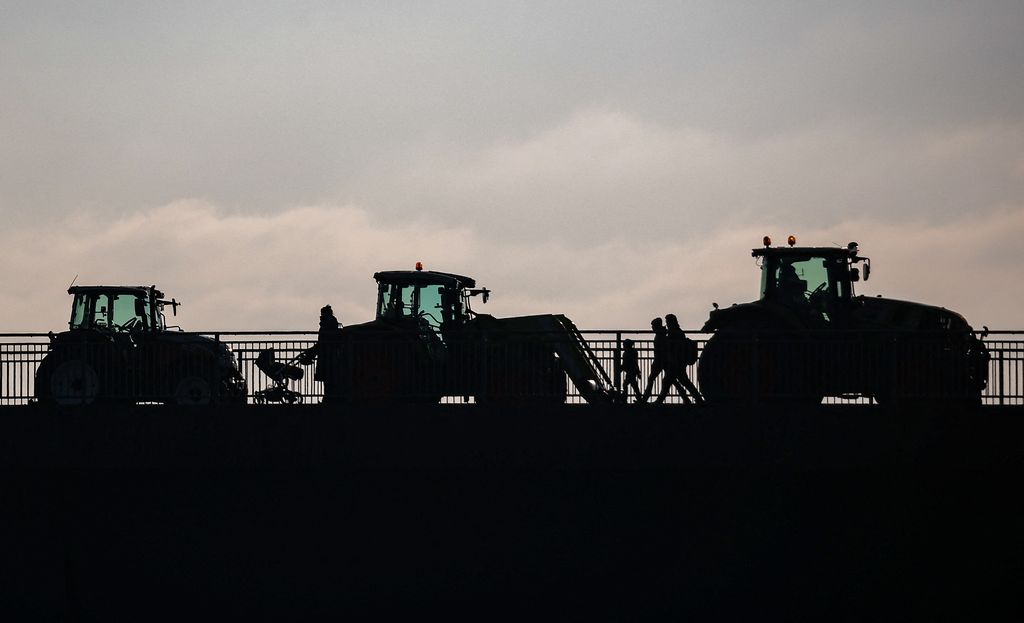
left=1, top=404, right=1022, bottom=620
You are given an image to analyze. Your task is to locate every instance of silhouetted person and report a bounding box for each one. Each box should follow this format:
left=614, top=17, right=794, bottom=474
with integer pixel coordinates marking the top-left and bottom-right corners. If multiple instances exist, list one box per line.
left=388, top=295, right=405, bottom=319
left=775, top=263, right=806, bottom=306
left=303, top=305, right=342, bottom=402
left=656, top=313, right=703, bottom=404
left=640, top=317, right=666, bottom=403
left=618, top=339, right=642, bottom=402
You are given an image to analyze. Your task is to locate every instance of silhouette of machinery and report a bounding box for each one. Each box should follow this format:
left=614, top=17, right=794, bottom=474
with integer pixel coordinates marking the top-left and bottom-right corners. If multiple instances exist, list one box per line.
left=697, top=237, right=990, bottom=405
left=315, top=265, right=617, bottom=405
left=34, top=285, right=247, bottom=406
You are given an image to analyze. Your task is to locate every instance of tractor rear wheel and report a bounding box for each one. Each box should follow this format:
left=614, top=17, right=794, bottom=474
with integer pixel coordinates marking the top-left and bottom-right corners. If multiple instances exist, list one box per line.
left=698, top=326, right=821, bottom=407
left=697, top=329, right=756, bottom=405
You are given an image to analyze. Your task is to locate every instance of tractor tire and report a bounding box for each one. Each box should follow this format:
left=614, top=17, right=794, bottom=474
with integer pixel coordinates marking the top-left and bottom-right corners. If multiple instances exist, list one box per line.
left=874, top=337, right=982, bottom=408
left=698, top=326, right=821, bottom=407
left=697, top=329, right=757, bottom=406
left=45, top=359, right=101, bottom=406
left=345, top=339, right=437, bottom=405
left=174, top=375, right=213, bottom=406
left=218, top=375, right=249, bottom=405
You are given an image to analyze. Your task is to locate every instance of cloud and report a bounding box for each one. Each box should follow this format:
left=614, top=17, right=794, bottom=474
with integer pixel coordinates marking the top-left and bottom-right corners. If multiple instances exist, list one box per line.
left=3, top=201, right=1022, bottom=333
left=3, top=202, right=479, bottom=332
left=378, top=111, right=1024, bottom=247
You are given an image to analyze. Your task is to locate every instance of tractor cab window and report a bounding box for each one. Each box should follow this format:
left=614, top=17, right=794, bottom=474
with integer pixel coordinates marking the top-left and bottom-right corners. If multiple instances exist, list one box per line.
left=111, top=294, right=151, bottom=331
left=380, top=283, right=413, bottom=319
left=92, top=296, right=112, bottom=329
left=70, top=294, right=89, bottom=329
left=416, top=285, right=445, bottom=333
left=763, top=257, right=831, bottom=305
left=69, top=291, right=159, bottom=331
left=378, top=282, right=446, bottom=335
left=443, top=288, right=472, bottom=324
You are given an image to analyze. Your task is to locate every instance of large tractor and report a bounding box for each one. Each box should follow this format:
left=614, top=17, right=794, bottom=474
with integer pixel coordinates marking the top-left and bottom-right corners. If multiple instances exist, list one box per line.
left=314, top=265, right=617, bottom=405
left=34, top=285, right=247, bottom=406
left=697, top=238, right=989, bottom=405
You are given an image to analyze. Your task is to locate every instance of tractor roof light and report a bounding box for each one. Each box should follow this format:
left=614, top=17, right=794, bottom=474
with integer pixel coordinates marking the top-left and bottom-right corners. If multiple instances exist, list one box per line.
left=787, top=235, right=796, bottom=247
left=415, top=261, right=423, bottom=271
left=763, top=236, right=772, bottom=247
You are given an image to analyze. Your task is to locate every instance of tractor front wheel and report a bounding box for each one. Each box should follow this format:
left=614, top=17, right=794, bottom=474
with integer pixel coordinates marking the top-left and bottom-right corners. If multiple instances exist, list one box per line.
left=45, top=359, right=101, bottom=406
left=174, top=376, right=213, bottom=406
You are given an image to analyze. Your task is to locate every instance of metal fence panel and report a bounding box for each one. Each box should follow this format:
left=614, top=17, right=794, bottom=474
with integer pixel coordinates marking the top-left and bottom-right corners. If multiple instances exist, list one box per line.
left=2, top=330, right=1021, bottom=406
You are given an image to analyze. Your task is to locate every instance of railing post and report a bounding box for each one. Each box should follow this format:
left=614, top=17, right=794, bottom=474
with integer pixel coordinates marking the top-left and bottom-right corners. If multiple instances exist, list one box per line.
left=614, top=331, right=622, bottom=393
left=998, top=348, right=1005, bottom=406
left=213, top=332, right=221, bottom=402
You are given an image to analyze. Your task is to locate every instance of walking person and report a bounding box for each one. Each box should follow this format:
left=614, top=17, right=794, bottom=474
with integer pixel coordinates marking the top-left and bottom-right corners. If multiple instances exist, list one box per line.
left=618, top=339, right=642, bottom=402
left=640, top=317, right=667, bottom=403
left=656, top=313, right=704, bottom=404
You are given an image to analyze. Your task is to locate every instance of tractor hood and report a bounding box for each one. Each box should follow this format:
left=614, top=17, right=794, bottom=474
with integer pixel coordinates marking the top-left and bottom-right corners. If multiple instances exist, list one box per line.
left=852, top=295, right=974, bottom=332
left=701, top=297, right=976, bottom=334
left=701, top=301, right=804, bottom=332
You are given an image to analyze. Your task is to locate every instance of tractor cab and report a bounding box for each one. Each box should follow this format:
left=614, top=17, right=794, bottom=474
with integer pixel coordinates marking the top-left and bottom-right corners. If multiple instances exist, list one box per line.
left=754, top=238, right=871, bottom=321
left=67, top=285, right=178, bottom=333
left=373, top=265, right=490, bottom=338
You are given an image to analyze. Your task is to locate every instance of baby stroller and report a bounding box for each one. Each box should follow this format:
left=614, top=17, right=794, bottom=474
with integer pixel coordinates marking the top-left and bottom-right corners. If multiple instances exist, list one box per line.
left=253, top=347, right=307, bottom=404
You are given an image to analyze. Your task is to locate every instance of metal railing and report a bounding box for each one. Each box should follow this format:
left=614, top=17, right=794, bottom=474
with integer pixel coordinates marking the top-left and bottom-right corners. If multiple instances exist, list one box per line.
left=1, top=330, right=1022, bottom=407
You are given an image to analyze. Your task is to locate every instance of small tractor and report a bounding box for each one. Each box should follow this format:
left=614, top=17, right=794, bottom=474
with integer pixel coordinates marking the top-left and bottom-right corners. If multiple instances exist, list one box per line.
left=34, top=285, right=247, bottom=406
left=314, top=265, right=617, bottom=405
left=697, top=237, right=989, bottom=405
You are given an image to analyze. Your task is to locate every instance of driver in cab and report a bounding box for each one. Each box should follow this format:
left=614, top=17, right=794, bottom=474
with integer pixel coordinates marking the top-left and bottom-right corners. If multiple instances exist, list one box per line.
left=775, top=263, right=807, bottom=307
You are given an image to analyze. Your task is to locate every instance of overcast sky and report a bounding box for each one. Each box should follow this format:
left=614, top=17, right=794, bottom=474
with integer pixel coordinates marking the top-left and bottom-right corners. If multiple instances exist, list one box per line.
left=2, top=1, right=1023, bottom=331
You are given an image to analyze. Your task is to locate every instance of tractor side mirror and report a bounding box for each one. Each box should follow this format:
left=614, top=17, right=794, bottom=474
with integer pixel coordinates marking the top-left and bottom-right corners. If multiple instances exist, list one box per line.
left=863, top=262, right=871, bottom=281
left=468, top=288, right=491, bottom=304
left=158, top=298, right=180, bottom=316
left=851, top=267, right=860, bottom=282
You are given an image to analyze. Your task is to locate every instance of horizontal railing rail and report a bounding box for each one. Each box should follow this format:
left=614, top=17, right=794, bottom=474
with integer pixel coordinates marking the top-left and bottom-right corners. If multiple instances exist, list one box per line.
left=0, top=329, right=1020, bottom=407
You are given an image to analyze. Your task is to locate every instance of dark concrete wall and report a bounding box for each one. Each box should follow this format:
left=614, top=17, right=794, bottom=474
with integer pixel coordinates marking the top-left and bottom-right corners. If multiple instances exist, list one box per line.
left=3, top=403, right=1022, bottom=470
left=1, top=404, right=1022, bottom=619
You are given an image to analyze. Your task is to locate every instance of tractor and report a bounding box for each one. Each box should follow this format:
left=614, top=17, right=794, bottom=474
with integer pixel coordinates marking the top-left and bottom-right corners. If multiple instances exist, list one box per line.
left=697, top=237, right=989, bottom=405
left=314, top=264, right=617, bottom=405
left=34, top=285, right=247, bottom=406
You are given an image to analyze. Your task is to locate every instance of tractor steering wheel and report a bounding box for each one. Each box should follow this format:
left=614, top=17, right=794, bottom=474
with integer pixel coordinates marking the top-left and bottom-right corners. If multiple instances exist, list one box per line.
left=807, top=283, right=829, bottom=309
left=118, top=317, right=141, bottom=332
left=418, top=311, right=442, bottom=327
